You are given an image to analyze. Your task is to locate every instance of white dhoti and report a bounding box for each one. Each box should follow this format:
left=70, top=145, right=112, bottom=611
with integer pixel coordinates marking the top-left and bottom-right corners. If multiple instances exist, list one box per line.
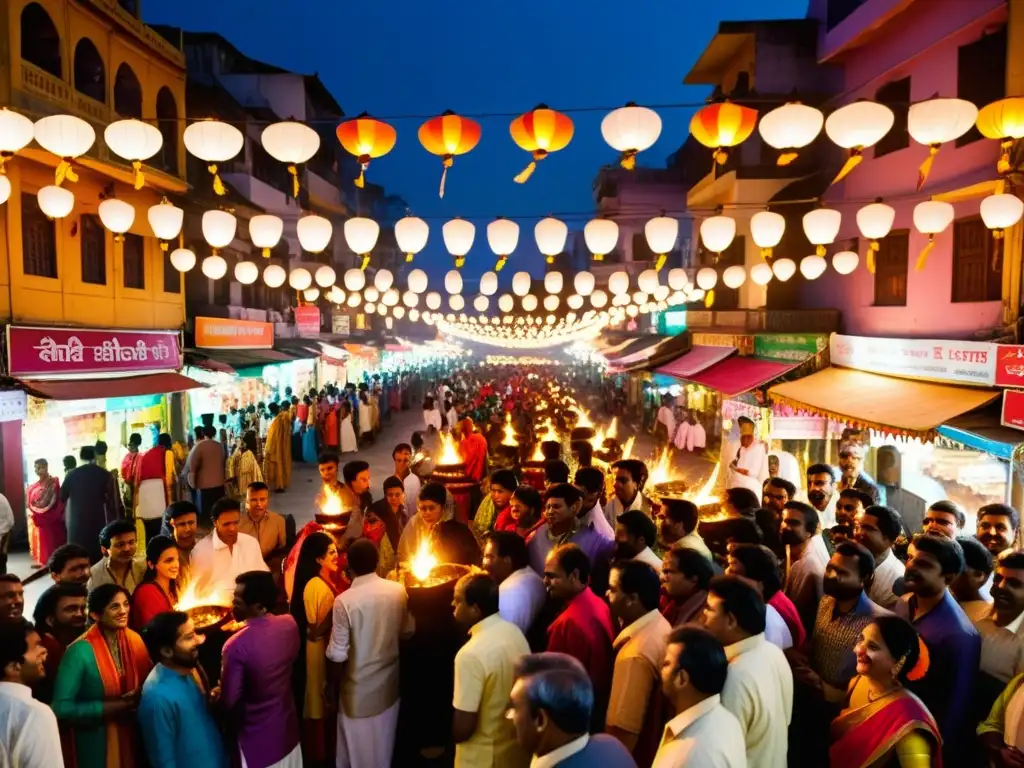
left=241, top=742, right=302, bottom=768
left=337, top=698, right=400, bottom=768
left=136, top=478, right=166, bottom=520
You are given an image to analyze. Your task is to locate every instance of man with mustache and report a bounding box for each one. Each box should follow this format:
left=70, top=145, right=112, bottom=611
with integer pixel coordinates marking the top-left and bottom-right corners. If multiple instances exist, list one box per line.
left=527, top=484, right=614, bottom=591
left=922, top=500, right=966, bottom=540
left=31, top=582, right=87, bottom=704
left=805, top=464, right=839, bottom=532
left=835, top=441, right=882, bottom=505
left=976, top=504, right=1020, bottom=603
left=950, top=537, right=994, bottom=622
left=781, top=501, right=829, bottom=636
left=725, top=417, right=768, bottom=498
left=975, top=551, right=1024, bottom=718
left=894, top=533, right=979, bottom=765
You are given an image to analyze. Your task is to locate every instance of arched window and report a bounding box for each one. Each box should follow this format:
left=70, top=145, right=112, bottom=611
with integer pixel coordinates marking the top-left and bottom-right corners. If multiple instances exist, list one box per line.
left=20, top=3, right=62, bottom=78
left=156, top=87, right=179, bottom=174
left=73, top=38, right=105, bottom=102
left=113, top=62, right=142, bottom=118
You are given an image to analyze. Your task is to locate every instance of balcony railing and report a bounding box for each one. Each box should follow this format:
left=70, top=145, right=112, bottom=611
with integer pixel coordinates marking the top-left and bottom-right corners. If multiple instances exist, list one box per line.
left=685, top=309, right=842, bottom=334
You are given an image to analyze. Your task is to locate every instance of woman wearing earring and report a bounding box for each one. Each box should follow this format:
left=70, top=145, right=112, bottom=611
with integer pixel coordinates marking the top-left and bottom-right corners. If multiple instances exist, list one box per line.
left=829, top=616, right=941, bottom=767
left=130, top=536, right=181, bottom=631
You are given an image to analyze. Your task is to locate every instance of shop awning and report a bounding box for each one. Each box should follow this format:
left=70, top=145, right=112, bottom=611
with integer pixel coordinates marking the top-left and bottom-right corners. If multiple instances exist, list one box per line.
left=655, top=345, right=736, bottom=379
left=938, top=413, right=1022, bottom=460
left=682, top=356, right=806, bottom=398
left=768, top=368, right=1001, bottom=438
left=602, top=336, right=665, bottom=364
left=22, top=372, right=205, bottom=401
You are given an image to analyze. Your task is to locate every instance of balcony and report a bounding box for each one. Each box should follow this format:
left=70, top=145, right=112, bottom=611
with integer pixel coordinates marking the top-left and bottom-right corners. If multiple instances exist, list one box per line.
left=685, top=308, right=842, bottom=334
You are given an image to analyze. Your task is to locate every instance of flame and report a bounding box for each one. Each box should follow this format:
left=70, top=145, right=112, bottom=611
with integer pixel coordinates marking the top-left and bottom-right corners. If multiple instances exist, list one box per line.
left=605, top=417, right=618, bottom=441
left=174, top=580, right=229, bottom=611
left=648, top=448, right=675, bottom=487
left=621, top=436, right=635, bottom=460
left=501, top=413, right=519, bottom=447
left=439, top=431, right=461, bottom=465
left=409, top=539, right=438, bottom=582
left=574, top=408, right=593, bottom=429
left=687, top=462, right=721, bottom=506
left=320, top=485, right=343, bottom=517
left=530, top=441, right=545, bottom=461
left=590, top=426, right=605, bottom=449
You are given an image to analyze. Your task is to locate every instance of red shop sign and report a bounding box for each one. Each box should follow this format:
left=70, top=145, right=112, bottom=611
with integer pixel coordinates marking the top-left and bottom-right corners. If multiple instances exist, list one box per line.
left=295, top=306, right=321, bottom=338
left=6, top=325, right=180, bottom=378
left=1001, top=389, right=1024, bottom=432
left=995, top=345, right=1024, bottom=388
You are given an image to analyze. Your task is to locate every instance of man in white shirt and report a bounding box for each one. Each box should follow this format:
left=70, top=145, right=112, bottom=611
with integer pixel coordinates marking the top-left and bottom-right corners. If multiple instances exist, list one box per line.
left=782, top=501, right=829, bottom=636
left=653, top=624, right=746, bottom=768
left=854, top=505, right=905, bottom=609
left=574, top=467, right=614, bottom=542
left=326, top=540, right=413, bottom=768
left=392, top=442, right=420, bottom=524
left=726, top=417, right=768, bottom=498
left=190, top=498, right=268, bottom=604
left=656, top=499, right=712, bottom=561
left=806, top=463, right=839, bottom=532
left=482, top=531, right=547, bottom=636
left=604, top=460, right=651, bottom=529
left=701, top=575, right=793, bottom=768
left=0, top=620, right=64, bottom=768
left=615, top=511, right=663, bottom=574
left=727, top=544, right=793, bottom=650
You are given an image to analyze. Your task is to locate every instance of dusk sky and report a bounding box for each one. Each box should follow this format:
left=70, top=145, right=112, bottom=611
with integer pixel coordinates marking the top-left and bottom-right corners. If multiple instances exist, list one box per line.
left=146, top=0, right=809, bottom=278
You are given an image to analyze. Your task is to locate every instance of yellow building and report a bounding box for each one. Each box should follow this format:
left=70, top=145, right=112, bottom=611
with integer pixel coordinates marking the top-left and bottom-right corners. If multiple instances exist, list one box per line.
left=0, top=0, right=188, bottom=329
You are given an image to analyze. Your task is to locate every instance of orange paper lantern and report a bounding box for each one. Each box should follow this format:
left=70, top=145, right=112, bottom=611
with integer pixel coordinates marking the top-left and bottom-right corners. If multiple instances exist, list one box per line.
left=976, top=97, right=1024, bottom=174
left=689, top=102, right=758, bottom=164
left=509, top=104, right=574, bottom=183
left=336, top=113, right=397, bottom=189
left=418, top=111, right=481, bottom=198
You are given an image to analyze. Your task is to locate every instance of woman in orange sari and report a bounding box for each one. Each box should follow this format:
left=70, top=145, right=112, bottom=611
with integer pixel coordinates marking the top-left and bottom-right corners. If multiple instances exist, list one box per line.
left=52, top=583, right=153, bottom=768
left=830, top=616, right=942, bottom=768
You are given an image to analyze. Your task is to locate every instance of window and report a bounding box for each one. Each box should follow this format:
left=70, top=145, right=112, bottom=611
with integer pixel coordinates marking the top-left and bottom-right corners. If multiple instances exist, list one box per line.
left=20, top=3, right=61, bottom=78
left=22, top=193, right=57, bottom=278
left=113, top=63, right=142, bottom=118
left=957, top=27, right=1008, bottom=147
left=162, top=248, right=180, bottom=293
left=80, top=214, right=106, bottom=284
left=874, top=230, right=909, bottom=306
left=73, top=39, right=105, bottom=103
left=155, top=88, right=179, bottom=174
left=874, top=78, right=910, bottom=158
left=122, top=233, right=145, bottom=289
left=952, top=216, right=1002, bottom=302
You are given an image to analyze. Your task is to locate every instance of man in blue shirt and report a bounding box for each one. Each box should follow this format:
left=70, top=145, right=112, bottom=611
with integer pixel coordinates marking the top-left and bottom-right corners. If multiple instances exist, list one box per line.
left=894, top=533, right=980, bottom=765
left=139, top=611, right=228, bottom=768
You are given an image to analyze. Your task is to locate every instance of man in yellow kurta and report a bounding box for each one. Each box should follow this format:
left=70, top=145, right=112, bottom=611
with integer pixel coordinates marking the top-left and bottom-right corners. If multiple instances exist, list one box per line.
left=263, top=402, right=292, bottom=492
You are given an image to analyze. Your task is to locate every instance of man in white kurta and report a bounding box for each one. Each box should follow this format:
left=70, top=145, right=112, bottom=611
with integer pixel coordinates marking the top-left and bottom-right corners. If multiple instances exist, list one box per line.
left=189, top=502, right=269, bottom=605
left=726, top=417, right=768, bottom=497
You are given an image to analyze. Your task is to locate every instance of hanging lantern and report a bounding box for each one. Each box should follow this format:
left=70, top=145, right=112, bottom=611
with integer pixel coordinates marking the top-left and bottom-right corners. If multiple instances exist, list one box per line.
left=473, top=295, right=490, bottom=313
left=913, top=200, right=955, bottom=270
left=509, top=104, right=574, bottom=183
left=249, top=214, right=284, bottom=258
left=832, top=251, right=860, bottom=275
left=802, top=207, right=842, bottom=256
left=418, top=111, right=481, bottom=197
left=567, top=294, right=584, bottom=310
left=403, top=290, right=420, bottom=307
left=0, top=177, right=11, bottom=205
left=202, top=210, right=237, bottom=252
left=638, top=270, right=660, bottom=295
left=772, top=258, right=797, bottom=282
left=907, top=98, right=978, bottom=190
left=479, top=271, right=499, bottom=296
left=0, top=109, right=34, bottom=178
left=445, top=269, right=464, bottom=295
left=443, top=218, right=476, bottom=268
left=856, top=200, right=895, bottom=273
left=344, top=268, right=366, bottom=292
left=535, top=217, right=567, bottom=264
left=328, top=286, right=346, bottom=304
left=690, top=101, right=758, bottom=164
left=800, top=255, right=827, bottom=280
left=303, top=287, right=320, bottom=302
left=37, top=185, right=74, bottom=219
left=98, top=199, right=135, bottom=240
left=750, top=211, right=785, bottom=259
left=364, top=286, right=380, bottom=303
left=601, top=103, right=662, bottom=169
left=544, top=272, right=564, bottom=295
left=498, top=294, right=514, bottom=313
left=374, top=269, right=394, bottom=293
left=574, top=271, right=596, bottom=296
left=584, top=218, right=618, bottom=262
left=645, top=216, right=678, bottom=270
left=341, top=216, right=377, bottom=270
left=336, top=113, right=397, bottom=188
left=407, top=268, right=429, bottom=294
left=409, top=308, right=420, bottom=322
left=289, top=267, right=313, bottom=291
left=522, top=294, right=539, bottom=312
left=750, top=263, right=773, bottom=286
left=590, top=289, right=608, bottom=309
left=825, top=101, right=894, bottom=184
left=316, top=265, right=338, bottom=288
left=383, top=288, right=400, bottom=307
left=487, top=218, right=519, bottom=271
left=297, top=214, right=333, bottom=255
left=758, top=102, right=824, bottom=165
left=696, top=268, right=718, bottom=291
left=450, top=294, right=465, bottom=311
left=202, top=255, right=228, bottom=280
left=426, top=291, right=442, bottom=310
left=608, top=271, right=630, bottom=296
left=347, top=294, right=362, bottom=309
left=147, top=200, right=183, bottom=251
left=183, top=120, right=244, bottom=196
left=981, top=193, right=1024, bottom=239
left=722, top=265, right=746, bottom=289
left=544, top=295, right=559, bottom=311
left=977, top=98, right=1024, bottom=174
left=699, top=213, right=736, bottom=257
left=668, top=268, right=688, bottom=291
left=261, top=121, right=321, bottom=198
left=104, top=119, right=163, bottom=189
left=235, top=260, right=259, bottom=285
left=170, top=248, right=196, bottom=273
left=512, top=271, right=531, bottom=297
left=34, top=115, right=95, bottom=185
left=395, top=215, right=429, bottom=263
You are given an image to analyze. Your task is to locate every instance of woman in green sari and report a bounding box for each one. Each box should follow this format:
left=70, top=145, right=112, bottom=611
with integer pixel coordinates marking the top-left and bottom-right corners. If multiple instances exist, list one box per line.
left=52, top=583, right=153, bottom=768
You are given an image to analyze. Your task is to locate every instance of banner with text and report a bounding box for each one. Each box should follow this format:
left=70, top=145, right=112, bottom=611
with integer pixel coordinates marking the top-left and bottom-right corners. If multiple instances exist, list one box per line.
left=295, top=306, right=321, bottom=338
left=7, top=326, right=180, bottom=378
left=1002, top=390, right=1024, bottom=432
left=195, top=317, right=274, bottom=349
left=829, top=333, right=996, bottom=387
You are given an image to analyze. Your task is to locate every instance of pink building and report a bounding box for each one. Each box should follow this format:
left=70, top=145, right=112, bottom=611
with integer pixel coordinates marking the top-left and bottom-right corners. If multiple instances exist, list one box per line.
left=799, top=0, right=1017, bottom=339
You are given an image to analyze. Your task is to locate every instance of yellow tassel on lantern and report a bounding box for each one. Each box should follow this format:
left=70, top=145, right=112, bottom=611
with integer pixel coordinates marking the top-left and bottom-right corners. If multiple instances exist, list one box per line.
left=620, top=150, right=637, bottom=170
left=456, top=256, right=465, bottom=268
left=831, top=149, right=863, bottom=185
left=262, top=247, right=271, bottom=258
left=439, top=155, right=453, bottom=199
left=655, top=253, right=667, bottom=271
left=514, top=150, right=547, bottom=184
left=815, top=245, right=827, bottom=257
left=160, top=241, right=169, bottom=252
left=132, top=160, right=144, bottom=190
left=760, top=247, right=773, bottom=260
left=999, top=140, right=1014, bottom=175
left=704, top=290, right=715, bottom=308
left=867, top=241, right=879, bottom=274
left=917, top=145, right=939, bottom=192
left=56, top=159, right=77, bottom=186
left=209, top=164, right=225, bottom=196
left=405, top=252, right=414, bottom=263
left=355, top=164, right=367, bottom=189
left=915, top=236, right=936, bottom=271
left=545, top=255, right=554, bottom=265
left=287, top=165, right=300, bottom=198
left=495, top=256, right=507, bottom=272
left=360, top=255, right=370, bottom=271
left=713, top=148, right=729, bottom=165
left=777, top=151, right=798, bottom=166
left=593, top=253, right=604, bottom=262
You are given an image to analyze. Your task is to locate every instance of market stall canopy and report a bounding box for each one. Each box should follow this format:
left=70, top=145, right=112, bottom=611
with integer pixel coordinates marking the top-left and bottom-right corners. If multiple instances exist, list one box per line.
left=769, top=368, right=1000, bottom=438
left=655, top=345, right=736, bottom=379
left=681, top=356, right=806, bottom=398
left=938, top=410, right=1022, bottom=460
left=602, top=335, right=666, bottom=366
left=22, top=372, right=204, bottom=401
left=617, top=333, right=694, bottom=372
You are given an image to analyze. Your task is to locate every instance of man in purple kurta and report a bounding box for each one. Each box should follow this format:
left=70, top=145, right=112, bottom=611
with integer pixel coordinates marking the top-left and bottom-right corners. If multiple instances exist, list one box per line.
left=222, top=570, right=301, bottom=768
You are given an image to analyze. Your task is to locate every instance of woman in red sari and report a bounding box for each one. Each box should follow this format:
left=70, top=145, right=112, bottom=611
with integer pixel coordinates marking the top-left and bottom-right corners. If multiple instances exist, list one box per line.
left=130, top=536, right=180, bottom=631
left=27, top=458, right=65, bottom=566
left=830, top=616, right=941, bottom=768
left=458, top=418, right=489, bottom=482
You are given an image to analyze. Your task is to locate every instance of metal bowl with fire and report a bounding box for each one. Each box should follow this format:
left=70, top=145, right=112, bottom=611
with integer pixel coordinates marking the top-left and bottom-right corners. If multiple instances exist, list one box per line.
left=642, top=449, right=722, bottom=521
left=174, top=582, right=233, bottom=633
left=429, top=432, right=476, bottom=523
left=315, top=485, right=354, bottom=537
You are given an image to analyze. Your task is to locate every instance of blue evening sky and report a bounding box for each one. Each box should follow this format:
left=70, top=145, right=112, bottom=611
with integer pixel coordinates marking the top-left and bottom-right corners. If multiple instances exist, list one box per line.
left=145, top=0, right=809, bottom=280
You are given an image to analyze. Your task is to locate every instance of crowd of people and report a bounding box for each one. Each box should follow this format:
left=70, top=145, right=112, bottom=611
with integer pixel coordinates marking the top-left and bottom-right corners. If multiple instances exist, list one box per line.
left=1, top=367, right=1024, bottom=767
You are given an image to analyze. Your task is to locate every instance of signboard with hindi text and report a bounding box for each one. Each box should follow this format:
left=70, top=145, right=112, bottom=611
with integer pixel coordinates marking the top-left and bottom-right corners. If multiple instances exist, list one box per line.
left=829, top=333, right=996, bottom=387
left=7, top=326, right=180, bottom=378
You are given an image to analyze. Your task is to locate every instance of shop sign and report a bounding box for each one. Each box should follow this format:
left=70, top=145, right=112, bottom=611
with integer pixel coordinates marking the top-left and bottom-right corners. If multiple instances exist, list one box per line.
left=656, top=310, right=687, bottom=336
left=1002, top=390, right=1024, bottom=432
left=0, top=390, right=26, bottom=423
left=692, top=332, right=754, bottom=355
left=195, top=317, right=273, bottom=349
left=106, top=394, right=163, bottom=412
left=332, top=313, right=351, bottom=337
left=830, top=333, right=996, bottom=387
left=755, top=334, right=827, bottom=362
left=295, top=306, right=321, bottom=338
left=7, top=326, right=180, bottom=378
left=994, top=345, right=1024, bottom=387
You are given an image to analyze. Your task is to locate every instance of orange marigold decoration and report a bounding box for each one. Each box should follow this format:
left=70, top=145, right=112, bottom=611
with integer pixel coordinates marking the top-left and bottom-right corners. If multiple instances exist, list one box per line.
left=418, top=111, right=481, bottom=198
left=689, top=101, right=758, bottom=165
left=336, top=113, right=397, bottom=189
left=509, top=104, right=574, bottom=184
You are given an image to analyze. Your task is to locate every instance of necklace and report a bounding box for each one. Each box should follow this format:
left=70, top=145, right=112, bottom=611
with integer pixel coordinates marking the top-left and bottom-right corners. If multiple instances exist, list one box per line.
left=866, top=682, right=896, bottom=702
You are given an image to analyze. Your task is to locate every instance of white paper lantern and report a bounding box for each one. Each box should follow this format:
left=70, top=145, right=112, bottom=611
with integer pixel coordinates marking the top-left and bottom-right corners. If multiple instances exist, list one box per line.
left=772, top=258, right=797, bottom=282
left=407, top=269, right=429, bottom=294
left=544, top=272, right=564, bottom=295
left=0, top=109, right=34, bottom=155
left=382, top=288, right=400, bottom=306
left=567, top=294, right=584, bottom=310
left=601, top=104, right=662, bottom=163
left=328, top=287, right=345, bottom=304
left=374, top=268, right=394, bottom=292
left=315, top=265, right=337, bottom=288
left=295, top=215, right=332, bottom=254
left=363, top=286, right=380, bottom=303
left=522, top=294, right=539, bottom=312
left=449, top=294, right=465, bottom=311
left=445, top=269, right=464, bottom=295
left=638, top=269, right=660, bottom=294
left=402, top=291, right=419, bottom=308
left=667, top=268, right=688, bottom=291
left=856, top=202, right=896, bottom=242
left=289, top=267, right=312, bottom=291
left=535, top=217, right=568, bottom=262
left=750, top=263, right=773, bottom=286
left=0, top=176, right=9, bottom=205
left=473, top=295, right=489, bottom=312
left=344, top=268, right=366, bottom=292
left=104, top=119, right=163, bottom=186
left=378, top=304, right=387, bottom=316
left=487, top=218, right=520, bottom=255
left=498, top=294, right=514, bottom=313
left=981, top=194, right=1024, bottom=233
left=395, top=215, right=429, bottom=262
left=426, top=292, right=442, bottom=310
left=37, top=185, right=74, bottom=218
left=613, top=293, right=631, bottom=307
left=304, top=287, right=320, bottom=302
left=645, top=216, right=679, bottom=263
left=750, top=211, right=786, bottom=254
left=346, top=293, right=361, bottom=308
left=479, top=271, right=499, bottom=296
left=235, top=260, right=259, bottom=284
left=908, top=98, right=978, bottom=148
left=574, top=271, right=596, bottom=296
left=584, top=219, right=619, bottom=260
left=202, top=255, right=228, bottom=280
left=696, top=267, right=718, bottom=291
left=512, top=271, right=532, bottom=297
left=202, top=210, right=237, bottom=249
left=700, top=215, right=736, bottom=253
left=833, top=251, right=860, bottom=275
left=260, top=121, right=320, bottom=165
left=653, top=284, right=670, bottom=302
left=824, top=101, right=894, bottom=150
left=365, top=302, right=376, bottom=313
left=98, top=199, right=135, bottom=235
left=689, top=289, right=705, bottom=303
left=248, top=214, right=284, bottom=257
left=800, top=255, right=827, bottom=280
left=608, top=271, right=630, bottom=296
left=443, top=219, right=475, bottom=266
left=393, top=306, right=405, bottom=319
left=803, top=208, right=842, bottom=256
left=758, top=103, right=824, bottom=162
left=34, top=114, right=95, bottom=161
left=170, top=248, right=196, bottom=273
left=410, top=309, right=421, bottom=321
left=147, top=201, right=184, bottom=242
left=913, top=201, right=955, bottom=235
left=544, top=295, right=560, bottom=311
